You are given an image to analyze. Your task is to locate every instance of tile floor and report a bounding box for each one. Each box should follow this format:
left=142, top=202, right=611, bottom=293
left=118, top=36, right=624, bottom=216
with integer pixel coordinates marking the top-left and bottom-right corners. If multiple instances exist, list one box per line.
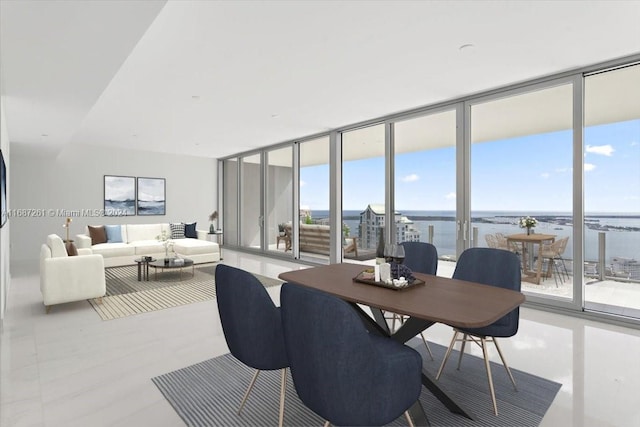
left=2, top=250, right=640, bottom=427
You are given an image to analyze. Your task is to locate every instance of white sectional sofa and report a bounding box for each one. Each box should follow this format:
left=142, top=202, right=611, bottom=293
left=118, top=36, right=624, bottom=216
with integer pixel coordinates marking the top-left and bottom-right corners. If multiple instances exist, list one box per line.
left=76, top=223, right=220, bottom=267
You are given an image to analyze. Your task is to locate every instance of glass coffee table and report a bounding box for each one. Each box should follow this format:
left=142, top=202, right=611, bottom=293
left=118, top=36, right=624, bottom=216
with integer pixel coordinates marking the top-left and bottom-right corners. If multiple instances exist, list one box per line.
left=148, top=258, right=194, bottom=281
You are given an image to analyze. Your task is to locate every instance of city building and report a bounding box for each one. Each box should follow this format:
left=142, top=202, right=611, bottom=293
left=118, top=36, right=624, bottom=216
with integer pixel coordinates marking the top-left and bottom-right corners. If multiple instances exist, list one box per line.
left=359, top=204, right=420, bottom=249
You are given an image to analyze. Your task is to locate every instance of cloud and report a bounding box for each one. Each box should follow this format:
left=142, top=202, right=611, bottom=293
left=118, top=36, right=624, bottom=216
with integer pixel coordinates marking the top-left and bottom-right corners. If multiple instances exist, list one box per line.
left=445, top=192, right=456, bottom=200
left=584, top=163, right=596, bottom=172
left=300, top=180, right=306, bottom=187
left=401, top=174, right=419, bottom=183
left=631, top=141, right=639, bottom=147
left=540, top=172, right=550, bottom=179
left=586, top=144, right=614, bottom=156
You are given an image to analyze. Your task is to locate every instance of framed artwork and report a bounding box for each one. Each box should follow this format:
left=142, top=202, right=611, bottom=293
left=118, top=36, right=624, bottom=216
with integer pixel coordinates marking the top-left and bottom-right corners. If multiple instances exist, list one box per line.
left=137, top=177, right=165, bottom=215
left=104, top=175, right=136, bottom=216
left=1, top=150, right=6, bottom=227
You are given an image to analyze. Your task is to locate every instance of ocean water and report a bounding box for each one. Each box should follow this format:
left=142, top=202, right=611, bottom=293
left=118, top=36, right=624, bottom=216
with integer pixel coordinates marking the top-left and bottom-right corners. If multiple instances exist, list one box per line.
left=327, top=210, right=640, bottom=263
left=105, top=200, right=135, bottom=216
left=137, top=200, right=165, bottom=215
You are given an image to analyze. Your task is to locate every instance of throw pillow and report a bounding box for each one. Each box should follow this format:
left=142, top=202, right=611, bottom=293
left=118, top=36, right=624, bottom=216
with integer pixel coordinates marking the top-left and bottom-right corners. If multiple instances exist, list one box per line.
left=88, top=225, right=107, bottom=245
left=170, top=223, right=186, bottom=239
left=183, top=222, right=197, bottom=238
left=104, top=225, right=123, bottom=243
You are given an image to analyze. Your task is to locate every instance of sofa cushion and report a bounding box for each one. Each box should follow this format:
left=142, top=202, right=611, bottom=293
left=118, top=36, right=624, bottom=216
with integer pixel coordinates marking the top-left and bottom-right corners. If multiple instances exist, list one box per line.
left=170, top=223, right=185, bottom=239
left=105, top=225, right=123, bottom=243
left=130, top=240, right=165, bottom=255
left=184, top=222, right=197, bottom=238
left=126, top=224, right=164, bottom=243
left=91, top=243, right=135, bottom=258
left=88, top=225, right=107, bottom=245
left=173, top=239, right=218, bottom=256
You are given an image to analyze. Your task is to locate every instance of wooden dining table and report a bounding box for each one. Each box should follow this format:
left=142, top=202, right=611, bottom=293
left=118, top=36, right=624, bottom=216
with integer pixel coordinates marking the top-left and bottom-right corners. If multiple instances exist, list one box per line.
left=506, top=233, right=556, bottom=285
left=279, top=263, right=525, bottom=425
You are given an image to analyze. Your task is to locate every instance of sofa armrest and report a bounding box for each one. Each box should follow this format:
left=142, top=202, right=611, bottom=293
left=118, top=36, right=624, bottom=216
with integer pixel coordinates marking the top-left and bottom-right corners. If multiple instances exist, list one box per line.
left=196, top=229, right=208, bottom=240
left=77, top=248, right=93, bottom=256
left=76, top=234, right=92, bottom=249
left=41, top=254, right=106, bottom=305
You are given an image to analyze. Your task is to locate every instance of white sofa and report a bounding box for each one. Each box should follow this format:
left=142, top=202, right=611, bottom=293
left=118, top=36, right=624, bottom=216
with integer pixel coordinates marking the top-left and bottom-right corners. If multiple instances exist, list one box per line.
left=76, top=223, right=220, bottom=267
left=40, top=234, right=106, bottom=313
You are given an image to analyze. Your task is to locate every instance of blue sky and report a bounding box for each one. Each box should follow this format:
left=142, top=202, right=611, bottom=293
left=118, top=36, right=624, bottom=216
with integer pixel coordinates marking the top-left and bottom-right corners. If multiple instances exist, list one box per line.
left=300, top=120, right=639, bottom=213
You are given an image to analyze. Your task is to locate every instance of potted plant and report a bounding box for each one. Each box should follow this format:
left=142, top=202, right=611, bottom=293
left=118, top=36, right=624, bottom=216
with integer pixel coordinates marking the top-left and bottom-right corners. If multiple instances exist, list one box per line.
left=519, top=216, right=538, bottom=235
left=278, top=223, right=286, bottom=236
left=209, top=210, right=218, bottom=234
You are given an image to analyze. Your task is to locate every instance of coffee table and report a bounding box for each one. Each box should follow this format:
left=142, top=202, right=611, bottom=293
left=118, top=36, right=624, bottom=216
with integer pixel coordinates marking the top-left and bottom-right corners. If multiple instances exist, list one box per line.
left=149, top=258, right=194, bottom=281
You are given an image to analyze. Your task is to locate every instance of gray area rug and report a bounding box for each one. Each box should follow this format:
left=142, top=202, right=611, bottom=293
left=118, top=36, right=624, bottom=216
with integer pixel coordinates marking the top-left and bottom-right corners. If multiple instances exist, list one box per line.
left=90, top=263, right=282, bottom=320
left=152, top=339, right=561, bottom=426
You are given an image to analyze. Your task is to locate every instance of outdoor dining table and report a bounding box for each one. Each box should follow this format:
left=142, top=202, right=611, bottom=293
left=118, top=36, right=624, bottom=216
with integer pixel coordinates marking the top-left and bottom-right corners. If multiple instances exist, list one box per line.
left=279, top=262, right=526, bottom=426
left=506, top=233, right=556, bottom=285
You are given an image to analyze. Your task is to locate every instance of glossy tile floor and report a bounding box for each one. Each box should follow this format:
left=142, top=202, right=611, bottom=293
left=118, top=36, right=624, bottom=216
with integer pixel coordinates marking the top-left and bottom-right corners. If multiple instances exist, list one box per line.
left=2, top=250, right=640, bottom=427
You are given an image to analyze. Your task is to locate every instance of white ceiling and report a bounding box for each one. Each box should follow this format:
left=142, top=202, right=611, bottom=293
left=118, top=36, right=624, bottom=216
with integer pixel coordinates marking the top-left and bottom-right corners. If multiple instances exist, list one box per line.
left=1, top=0, right=639, bottom=159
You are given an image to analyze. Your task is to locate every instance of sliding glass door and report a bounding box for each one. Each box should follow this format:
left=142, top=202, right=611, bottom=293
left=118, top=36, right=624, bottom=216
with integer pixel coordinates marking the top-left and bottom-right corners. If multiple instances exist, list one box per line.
left=468, top=81, right=575, bottom=304
left=240, top=154, right=262, bottom=249
left=583, top=64, right=640, bottom=318
left=265, top=146, right=293, bottom=256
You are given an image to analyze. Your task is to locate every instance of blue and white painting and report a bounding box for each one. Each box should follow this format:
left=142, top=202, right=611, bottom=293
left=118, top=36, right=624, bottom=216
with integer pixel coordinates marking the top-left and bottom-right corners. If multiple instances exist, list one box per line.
left=104, top=175, right=136, bottom=216
left=137, top=177, right=165, bottom=215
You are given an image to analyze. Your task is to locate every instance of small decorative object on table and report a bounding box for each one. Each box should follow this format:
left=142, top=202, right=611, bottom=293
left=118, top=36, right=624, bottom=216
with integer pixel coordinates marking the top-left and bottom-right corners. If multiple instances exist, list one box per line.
left=209, top=210, right=218, bottom=234
left=157, top=230, right=174, bottom=258
left=519, top=216, right=538, bottom=235
left=353, top=265, right=425, bottom=290
left=62, top=216, right=78, bottom=256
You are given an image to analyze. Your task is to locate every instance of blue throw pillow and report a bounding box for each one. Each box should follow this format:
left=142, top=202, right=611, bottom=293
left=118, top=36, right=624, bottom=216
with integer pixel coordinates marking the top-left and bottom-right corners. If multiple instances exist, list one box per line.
left=184, top=222, right=197, bottom=238
left=104, top=225, right=123, bottom=243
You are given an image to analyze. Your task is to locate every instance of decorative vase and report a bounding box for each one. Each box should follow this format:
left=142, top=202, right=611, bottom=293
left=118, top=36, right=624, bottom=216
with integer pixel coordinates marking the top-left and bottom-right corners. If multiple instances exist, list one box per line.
left=209, top=223, right=215, bottom=233
left=526, top=227, right=531, bottom=235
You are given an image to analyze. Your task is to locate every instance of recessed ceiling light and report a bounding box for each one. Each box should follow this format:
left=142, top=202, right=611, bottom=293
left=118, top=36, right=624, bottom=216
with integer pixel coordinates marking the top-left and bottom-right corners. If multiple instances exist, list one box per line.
left=132, top=134, right=138, bottom=137
left=195, top=142, right=200, bottom=146
left=41, top=134, right=48, bottom=137
left=271, top=114, right=280, bottom=118
left=192, top=95, right=200, bottom=99
left=459, top=44, right=475, bottom=51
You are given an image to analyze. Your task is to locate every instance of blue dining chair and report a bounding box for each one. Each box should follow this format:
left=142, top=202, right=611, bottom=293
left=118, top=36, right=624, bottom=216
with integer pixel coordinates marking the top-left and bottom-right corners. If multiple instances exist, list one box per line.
left=398, top=241, right=439, bottom=360
left=280, top=282, right=423, bottom=427
left=215, top=264, right=289, bottom=427
left=435, top=247, right=521, bottom=415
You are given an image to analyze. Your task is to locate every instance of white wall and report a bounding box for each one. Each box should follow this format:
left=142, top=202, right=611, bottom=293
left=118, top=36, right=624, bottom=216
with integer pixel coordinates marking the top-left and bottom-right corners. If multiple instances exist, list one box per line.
left=1, top=97, right=10, bottom=327
left=10, top=143, right=217, bottom=267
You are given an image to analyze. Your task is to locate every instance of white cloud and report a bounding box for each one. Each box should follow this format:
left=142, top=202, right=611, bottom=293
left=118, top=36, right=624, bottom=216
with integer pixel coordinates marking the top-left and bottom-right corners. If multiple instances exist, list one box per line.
left=401, top=174, right=419, bottom=183
left=300, top=180, right=306, bottom=187
left=445, top=192, right=456, bottom=200
left=584, top=163, right=596, bottom=172
left=540, top=172, right=550, bottom=179
left=630, top=141, right=639, bottom=147
left=586, top=144, right=614, bottom=156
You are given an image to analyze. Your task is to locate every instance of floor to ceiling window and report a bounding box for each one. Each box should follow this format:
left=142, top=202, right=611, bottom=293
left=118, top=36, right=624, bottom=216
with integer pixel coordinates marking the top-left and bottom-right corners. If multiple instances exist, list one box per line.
left=299, top=136, right=331, bottom=263
left=265, top=146, right=293, bottom=256
left=469, top=81, right=574, bottom=303
left=342, top=124, right=385, bottom=262
left=394, top=109, right=458, bottom=261
left=584, top=64, right=640, bottom=318
left=240, top=153, right=262, bottom=249
left=222, top=158, right=238, bottom=246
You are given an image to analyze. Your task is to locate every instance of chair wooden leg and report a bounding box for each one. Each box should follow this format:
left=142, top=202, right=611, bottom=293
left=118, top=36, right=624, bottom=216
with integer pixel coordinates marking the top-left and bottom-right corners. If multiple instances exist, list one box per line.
left=96, top=296, right=103, bottom=304
left=419, top=333, right=434, bottom=361
left=323, top=421, right=331, bottom=427
left=481, top=338, right=498, bottom=416
left=436, top=331, right=459, bottom=380
left=278, top=368, right=286, bottom=427
left=405, top=410, right=415, bottom=427
left=456, top=333, right=467, bottom=370
left=45, top=305, right=51, bottom=314
left=493, top=338, right=517, bottom=391
left=238, top=369, right=260, bottom=414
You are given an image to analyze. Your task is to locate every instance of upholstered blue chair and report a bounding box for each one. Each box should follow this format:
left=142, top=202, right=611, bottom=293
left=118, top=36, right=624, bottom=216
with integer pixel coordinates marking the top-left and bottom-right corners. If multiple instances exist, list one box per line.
left=281, top=283, right=423, bottom=427
left=436, top=247, right=521, bottom=415
left=399, top=241, right=439, bottom=360
left=215, top=264, right=289, bottom=427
